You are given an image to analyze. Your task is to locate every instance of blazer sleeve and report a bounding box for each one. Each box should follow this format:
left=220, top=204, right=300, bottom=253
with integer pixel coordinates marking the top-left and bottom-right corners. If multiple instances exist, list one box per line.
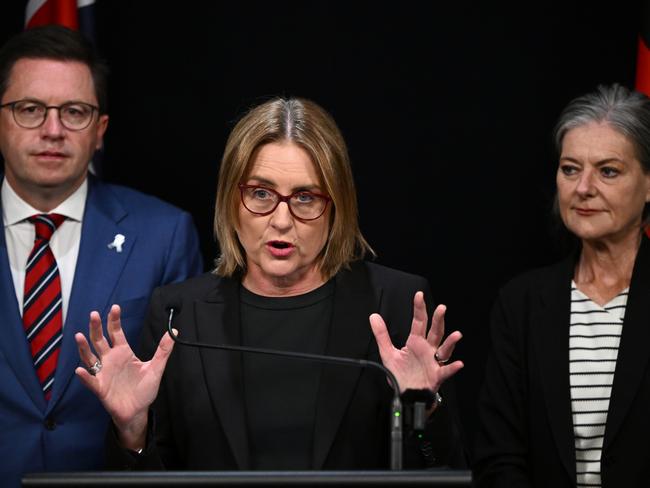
left=472, top=286, right=533, bottom=488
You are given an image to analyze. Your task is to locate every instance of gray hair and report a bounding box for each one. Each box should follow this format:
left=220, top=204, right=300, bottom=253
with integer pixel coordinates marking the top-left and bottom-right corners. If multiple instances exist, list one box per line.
left=553, top=83, right=650, bottom=173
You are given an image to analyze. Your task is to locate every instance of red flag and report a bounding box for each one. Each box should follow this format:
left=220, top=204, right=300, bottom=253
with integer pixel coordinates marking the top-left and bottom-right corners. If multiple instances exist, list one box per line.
left=25, top=0, right=80, bottom=30
left=634, top=6, right=650, bottom=236
left=25, top=0, right=96, bottom=38
left=636, top=3, right=650, bottom=96
left=636, top=39, right=650, bottom=96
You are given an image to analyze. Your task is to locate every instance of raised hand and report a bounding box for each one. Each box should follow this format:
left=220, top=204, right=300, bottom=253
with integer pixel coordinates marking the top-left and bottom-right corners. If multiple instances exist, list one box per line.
left=369, top=291, right=463, bottom=394
left=74, top=304, right=175, bottom=449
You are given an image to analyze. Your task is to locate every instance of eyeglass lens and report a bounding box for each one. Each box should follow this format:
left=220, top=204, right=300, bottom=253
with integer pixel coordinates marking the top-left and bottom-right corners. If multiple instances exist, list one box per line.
left=11, top=100, right=95, bottom=130
left=241, top=186, right=327, bottom=219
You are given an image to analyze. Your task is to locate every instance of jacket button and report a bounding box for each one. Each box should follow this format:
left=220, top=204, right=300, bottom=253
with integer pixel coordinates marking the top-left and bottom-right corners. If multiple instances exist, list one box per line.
left=44, top=417, right=57, bottom=430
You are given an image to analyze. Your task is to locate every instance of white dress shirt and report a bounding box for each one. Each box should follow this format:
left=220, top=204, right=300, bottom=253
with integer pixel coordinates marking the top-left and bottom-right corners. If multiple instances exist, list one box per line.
left=2, top=177, right=86, bottom=324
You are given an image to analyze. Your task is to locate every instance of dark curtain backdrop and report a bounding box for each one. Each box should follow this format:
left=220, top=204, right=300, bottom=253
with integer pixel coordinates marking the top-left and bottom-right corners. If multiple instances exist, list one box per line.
left=0, top=0, right=641, bottom=461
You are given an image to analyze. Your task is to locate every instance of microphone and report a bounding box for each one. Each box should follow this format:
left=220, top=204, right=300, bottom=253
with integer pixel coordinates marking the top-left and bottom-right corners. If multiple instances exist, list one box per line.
left=165, top=304, right=404, bottom=470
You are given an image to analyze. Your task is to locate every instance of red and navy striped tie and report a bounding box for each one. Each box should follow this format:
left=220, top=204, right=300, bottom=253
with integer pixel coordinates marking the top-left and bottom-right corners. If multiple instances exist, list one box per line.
left=23, top=213, right=66, bottom=401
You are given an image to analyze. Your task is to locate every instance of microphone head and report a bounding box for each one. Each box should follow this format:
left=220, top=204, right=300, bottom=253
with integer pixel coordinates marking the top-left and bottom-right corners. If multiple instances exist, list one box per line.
left=165, top=300, right=183, bottom=341
left=165, top=301, right=182, bottom=315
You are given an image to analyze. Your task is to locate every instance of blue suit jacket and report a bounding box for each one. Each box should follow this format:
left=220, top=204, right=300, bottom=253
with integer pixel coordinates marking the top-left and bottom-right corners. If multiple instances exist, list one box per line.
left=0, top=176, right=203, bottom=487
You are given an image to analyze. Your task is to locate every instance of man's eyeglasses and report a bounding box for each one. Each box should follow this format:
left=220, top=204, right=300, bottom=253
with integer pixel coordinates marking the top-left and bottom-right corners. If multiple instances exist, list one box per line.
left=0, top=99, right=99, bottom=131
left=239, top=184, right=331, bottom=221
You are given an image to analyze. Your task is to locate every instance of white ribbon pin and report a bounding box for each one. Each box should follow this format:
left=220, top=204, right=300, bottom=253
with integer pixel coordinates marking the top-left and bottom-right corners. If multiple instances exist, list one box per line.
left=108, top=234, right=125, bottom=253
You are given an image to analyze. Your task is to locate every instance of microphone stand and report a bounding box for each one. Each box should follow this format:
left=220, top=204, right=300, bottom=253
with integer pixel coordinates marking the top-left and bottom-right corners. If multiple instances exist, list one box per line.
left=167, top=307, right=403, bottom=470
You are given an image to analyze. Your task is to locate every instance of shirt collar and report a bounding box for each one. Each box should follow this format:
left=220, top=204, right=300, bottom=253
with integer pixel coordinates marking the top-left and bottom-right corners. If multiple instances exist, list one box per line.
left=2, top=177, right=88, bottom=227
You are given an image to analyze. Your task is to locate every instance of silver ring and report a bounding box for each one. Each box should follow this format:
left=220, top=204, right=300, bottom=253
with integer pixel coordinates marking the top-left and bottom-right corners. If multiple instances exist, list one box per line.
left=434, top=352, right=449, bottom=365
left=87, top=360, right=102, bottom=376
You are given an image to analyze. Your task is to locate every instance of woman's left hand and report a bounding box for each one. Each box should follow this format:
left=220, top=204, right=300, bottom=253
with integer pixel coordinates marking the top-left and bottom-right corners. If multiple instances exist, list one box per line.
left=369, top=291, right=464, bottom=393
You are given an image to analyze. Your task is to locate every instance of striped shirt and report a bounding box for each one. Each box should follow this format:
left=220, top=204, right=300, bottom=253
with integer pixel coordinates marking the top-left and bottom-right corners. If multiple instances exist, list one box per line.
left=569, top=281, right=628, bottom=488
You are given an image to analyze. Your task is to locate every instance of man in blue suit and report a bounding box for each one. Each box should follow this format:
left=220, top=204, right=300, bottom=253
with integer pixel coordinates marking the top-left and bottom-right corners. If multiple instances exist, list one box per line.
left=0, top=26, right=203, bottom=487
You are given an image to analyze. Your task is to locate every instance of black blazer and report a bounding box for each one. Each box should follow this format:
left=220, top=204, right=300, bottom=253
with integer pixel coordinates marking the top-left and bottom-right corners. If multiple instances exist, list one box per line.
left=108, top=260, right=466, bottom=470
left=473, top=234, right=650, bottom=487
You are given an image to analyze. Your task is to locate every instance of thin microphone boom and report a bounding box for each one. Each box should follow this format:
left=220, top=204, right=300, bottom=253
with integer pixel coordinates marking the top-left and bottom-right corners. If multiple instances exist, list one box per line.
left=166, top=306, right=404, bottom=470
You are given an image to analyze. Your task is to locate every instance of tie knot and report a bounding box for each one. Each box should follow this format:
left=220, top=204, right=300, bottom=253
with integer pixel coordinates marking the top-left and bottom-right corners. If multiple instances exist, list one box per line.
left=28, top=214, right=65, bottom=242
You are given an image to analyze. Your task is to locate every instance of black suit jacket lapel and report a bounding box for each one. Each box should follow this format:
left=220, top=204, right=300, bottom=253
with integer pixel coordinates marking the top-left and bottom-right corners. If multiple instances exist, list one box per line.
left=194, top=277, right=251, bottom=469
left=604, top=235, right=650, bottom=449
left=312, top=263, right=377, bottom=469
left=532, top=255, right=576, bottom=480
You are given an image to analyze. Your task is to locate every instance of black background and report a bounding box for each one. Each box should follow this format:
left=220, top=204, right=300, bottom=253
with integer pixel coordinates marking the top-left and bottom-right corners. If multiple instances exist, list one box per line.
left=1, top=0, right=642, bottom=460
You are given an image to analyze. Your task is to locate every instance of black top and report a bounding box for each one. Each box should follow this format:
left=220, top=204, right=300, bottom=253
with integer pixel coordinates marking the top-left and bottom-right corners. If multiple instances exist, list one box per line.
left=240, top=281, right=335, bottom=469
left=105, top=261, right=468, bottom=471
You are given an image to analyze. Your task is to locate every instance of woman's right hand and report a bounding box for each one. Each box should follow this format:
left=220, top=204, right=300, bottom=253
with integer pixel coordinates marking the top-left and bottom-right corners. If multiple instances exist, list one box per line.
left=74, top=304, right=175, bottom=451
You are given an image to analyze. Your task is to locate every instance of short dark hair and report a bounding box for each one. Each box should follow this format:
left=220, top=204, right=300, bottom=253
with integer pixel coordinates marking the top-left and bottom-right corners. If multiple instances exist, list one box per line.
left=0, top=25, right=108, bottom=113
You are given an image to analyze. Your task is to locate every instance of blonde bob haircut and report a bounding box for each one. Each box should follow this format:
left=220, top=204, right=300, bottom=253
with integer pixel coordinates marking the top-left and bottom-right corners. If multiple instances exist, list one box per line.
left=214, top=97, right=374, bottom=279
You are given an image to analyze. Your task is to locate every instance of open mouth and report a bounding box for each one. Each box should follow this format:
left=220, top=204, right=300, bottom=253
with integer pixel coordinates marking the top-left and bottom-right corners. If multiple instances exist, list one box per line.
left=267, top=241, right=294, bottom=256
left=269, top=241, right=291, bottom=249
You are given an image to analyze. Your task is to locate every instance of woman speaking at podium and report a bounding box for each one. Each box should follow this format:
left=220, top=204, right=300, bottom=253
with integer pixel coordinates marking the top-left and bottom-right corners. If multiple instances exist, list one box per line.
left=75, top=97, right=467, bottom=470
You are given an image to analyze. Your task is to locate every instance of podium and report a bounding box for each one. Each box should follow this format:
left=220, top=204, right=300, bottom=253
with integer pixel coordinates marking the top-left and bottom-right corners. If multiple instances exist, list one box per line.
left=23, top=470, right=471, bottom=487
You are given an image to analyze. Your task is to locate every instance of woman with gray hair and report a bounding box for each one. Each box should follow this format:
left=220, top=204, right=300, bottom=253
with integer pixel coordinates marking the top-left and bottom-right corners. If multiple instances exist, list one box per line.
left=473, top=84, right=650, bottom=487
